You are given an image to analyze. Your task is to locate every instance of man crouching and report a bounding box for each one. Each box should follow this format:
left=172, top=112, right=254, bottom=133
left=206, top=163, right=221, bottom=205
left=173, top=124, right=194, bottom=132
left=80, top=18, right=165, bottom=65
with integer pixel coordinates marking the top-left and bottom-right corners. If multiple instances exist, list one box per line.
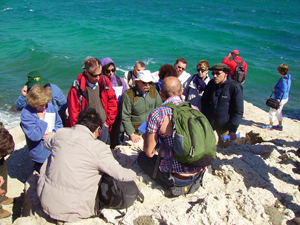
left=37, top=108, right=136, bottom=222
left=137, top=77, right=205, bottom=196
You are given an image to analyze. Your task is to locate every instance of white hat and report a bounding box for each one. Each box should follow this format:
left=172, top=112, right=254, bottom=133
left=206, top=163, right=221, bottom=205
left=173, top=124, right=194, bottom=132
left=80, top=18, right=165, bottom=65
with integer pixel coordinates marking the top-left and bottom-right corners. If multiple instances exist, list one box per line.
left=135, top=70, right=153, bottom=83
left=82, top=56, right=94, bottom=69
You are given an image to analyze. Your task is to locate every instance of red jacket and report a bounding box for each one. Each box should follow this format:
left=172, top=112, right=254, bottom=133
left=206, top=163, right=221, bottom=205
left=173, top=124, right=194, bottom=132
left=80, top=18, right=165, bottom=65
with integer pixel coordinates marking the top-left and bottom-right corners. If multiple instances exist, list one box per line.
left=66, top=72, right=118, bottom=129
left=222, top=56, right=247, bottom=79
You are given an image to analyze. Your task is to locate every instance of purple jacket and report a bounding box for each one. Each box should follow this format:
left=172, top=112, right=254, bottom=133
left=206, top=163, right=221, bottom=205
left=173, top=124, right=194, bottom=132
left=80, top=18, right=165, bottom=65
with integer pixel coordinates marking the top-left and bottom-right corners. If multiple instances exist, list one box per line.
left=100, top=57, right=128, bottom=95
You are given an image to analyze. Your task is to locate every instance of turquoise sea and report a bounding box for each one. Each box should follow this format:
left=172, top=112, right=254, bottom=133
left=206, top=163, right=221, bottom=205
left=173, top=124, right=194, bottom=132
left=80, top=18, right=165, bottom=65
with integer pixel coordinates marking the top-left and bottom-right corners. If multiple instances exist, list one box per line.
left=0, top=0, right=299, bottom=129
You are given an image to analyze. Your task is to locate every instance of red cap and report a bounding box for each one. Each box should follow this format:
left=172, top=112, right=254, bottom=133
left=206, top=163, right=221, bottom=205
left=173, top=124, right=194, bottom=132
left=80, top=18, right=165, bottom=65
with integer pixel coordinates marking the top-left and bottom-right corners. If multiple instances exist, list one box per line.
left=232, top=50, right=239, bottom=54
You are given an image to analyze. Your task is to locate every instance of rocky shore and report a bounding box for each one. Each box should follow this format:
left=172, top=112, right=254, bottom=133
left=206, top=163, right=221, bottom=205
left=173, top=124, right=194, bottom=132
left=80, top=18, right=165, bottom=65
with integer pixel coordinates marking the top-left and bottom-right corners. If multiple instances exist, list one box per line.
left=2, top=101, right=300, bottom=225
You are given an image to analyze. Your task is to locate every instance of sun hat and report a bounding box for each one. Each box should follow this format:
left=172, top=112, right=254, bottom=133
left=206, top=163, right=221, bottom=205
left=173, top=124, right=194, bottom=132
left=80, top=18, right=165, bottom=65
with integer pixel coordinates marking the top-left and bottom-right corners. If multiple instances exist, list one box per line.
left=208, top=63, right=232, bottom=73
left=82, top=56, right=94, bottom=69
left=231, top=49, right=239, bottom=54
left=25, top=71, right=49, bottom=89
left=135, top=70, right=153, bottom=83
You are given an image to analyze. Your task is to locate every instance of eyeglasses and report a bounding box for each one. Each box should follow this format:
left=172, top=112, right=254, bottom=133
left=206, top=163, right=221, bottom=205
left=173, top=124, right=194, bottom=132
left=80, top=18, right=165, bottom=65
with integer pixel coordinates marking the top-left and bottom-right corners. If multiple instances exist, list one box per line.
left=212, top=71, right=223, bottom=76
left=197, top=69, right=207, bottom=73
left=142, top=81, right=153, bottom=85
left=178, top=66, right=185, bottom=71
left=105, top=69, right=115, bottom=74
left=88, top=71, right=101, bottom=78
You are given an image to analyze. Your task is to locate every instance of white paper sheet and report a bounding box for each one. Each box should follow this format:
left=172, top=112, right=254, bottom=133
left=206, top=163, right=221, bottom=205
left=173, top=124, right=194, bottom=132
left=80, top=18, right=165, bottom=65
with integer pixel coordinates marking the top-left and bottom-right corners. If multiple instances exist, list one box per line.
left=113, top=86, right=123, bottom=99
left=44, top=112, right=55, bottom=132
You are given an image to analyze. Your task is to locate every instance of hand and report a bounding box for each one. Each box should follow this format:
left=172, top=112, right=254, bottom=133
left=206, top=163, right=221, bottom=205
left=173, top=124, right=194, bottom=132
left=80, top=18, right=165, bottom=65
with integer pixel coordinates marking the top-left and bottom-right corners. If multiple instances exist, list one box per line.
left=21, top=85, right=28, bottom=97
left=130, top=133, right=141, bottom=143
left=36, top=109, right=46, bottom=120
left=273, top=87, right=275, bottom=91
left=0, top=188, right=5, bottom=196
left=42, top=132, right=54, bottom=140
left=228, top=53, right=231, bottom=58
left=0, top=176, right=4, bottom=187
left=229, top=132, right=237, bottom=140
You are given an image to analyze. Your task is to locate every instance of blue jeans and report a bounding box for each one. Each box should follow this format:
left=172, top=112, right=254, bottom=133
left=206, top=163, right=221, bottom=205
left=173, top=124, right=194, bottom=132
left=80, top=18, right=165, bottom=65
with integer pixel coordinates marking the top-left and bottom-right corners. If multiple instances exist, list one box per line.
left=137, top=152, right=200, bottom=189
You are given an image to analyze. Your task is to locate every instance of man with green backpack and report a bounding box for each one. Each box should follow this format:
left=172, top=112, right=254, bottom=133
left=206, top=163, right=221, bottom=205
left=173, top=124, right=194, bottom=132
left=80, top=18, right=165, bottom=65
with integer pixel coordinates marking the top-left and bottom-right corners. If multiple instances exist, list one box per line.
left=137, top=77, right=216, bottom=197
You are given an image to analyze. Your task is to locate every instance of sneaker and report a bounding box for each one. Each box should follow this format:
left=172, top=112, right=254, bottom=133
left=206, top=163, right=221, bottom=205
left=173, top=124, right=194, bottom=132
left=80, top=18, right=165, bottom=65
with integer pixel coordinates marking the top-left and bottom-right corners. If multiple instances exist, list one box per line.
left=0, top=197, right=14, bottom=205
left=0, top=209, right=11, bottom=219
left=262, top=125, right=273, bottom=129
left=273, top=125, right=283, bottom=131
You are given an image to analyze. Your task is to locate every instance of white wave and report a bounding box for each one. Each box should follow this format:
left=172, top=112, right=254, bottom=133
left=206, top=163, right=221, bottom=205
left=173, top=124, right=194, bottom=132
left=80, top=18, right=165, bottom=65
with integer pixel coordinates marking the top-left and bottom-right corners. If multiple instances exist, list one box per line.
left=29, top=9, right=34, bottom=12
left=2, top=7, right=13, bottom=11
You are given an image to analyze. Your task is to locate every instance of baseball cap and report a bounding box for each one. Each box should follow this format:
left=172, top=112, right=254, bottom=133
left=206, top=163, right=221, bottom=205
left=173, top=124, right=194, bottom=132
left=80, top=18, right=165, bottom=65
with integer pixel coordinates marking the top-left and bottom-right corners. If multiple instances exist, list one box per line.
left=135, top=70, right=154, bottom=83
left=25, top=71, right=49, bottom=89
left=231, top=50, right=239, bottom=54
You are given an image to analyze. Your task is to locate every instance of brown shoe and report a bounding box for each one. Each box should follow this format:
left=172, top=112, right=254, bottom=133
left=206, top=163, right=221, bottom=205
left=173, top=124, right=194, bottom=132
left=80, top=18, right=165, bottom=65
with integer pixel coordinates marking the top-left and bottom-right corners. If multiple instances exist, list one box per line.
left=0, top=209, right=11, bottom=219
left=0, top=197, right=14, bottom=205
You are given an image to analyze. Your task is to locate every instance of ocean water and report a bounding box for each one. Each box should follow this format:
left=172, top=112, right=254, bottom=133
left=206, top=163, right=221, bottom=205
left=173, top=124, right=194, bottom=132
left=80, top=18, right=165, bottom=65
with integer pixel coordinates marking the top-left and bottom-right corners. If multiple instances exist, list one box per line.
left=1, top=0, right=300, bottom=129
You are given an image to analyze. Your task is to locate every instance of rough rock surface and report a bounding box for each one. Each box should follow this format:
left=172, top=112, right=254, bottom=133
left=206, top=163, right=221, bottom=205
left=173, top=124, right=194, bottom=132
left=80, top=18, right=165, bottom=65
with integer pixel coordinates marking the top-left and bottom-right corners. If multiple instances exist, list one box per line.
left=2, top=101, right=300, bottom=225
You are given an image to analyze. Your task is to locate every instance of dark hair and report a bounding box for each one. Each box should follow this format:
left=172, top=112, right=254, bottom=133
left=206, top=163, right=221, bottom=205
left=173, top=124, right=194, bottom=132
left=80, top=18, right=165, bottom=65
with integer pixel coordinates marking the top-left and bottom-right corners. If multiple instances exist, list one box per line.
left=102, top=62, right=115, bottom=74
left=175, top=57, right=187, bottom=65
left=0, top=128, right=15, bottom=157
left=76, top=108, right=101, bottom=133
left=158, top=64, right=178, bottom=79
left=278, top=64, right=289, bottom=75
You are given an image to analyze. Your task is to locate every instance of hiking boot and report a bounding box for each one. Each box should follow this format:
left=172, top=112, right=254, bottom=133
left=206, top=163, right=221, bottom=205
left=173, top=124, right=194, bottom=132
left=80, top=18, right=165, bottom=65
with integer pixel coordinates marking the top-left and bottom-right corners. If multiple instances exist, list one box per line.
left=0, top=209, right=11, bottom=219
left=0, top=197, right=13, bottom=205
left=272, top=125, right=283, bottom=131
left=262, top=124, right=273, bottom=130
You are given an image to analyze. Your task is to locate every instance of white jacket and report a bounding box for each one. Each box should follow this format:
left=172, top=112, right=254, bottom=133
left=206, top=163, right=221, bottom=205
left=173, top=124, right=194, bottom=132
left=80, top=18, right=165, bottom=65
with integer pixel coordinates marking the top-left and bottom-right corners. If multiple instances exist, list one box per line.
left=37, top=125, right=136, bottom=222
left=182, top=74, right=210, bottom=110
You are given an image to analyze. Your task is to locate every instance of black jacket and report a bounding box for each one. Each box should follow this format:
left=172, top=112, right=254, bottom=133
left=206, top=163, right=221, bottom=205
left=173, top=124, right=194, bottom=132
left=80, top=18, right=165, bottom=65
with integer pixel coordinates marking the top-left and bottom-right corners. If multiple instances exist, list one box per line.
left=201, top=77, right=243, bottom=133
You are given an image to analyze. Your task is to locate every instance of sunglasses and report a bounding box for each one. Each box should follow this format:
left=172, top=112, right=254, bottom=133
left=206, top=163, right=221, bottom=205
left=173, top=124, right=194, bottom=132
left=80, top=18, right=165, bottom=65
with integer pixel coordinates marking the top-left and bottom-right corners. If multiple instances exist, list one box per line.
left=212, top=71, right=223, bottom=76
left=178, top=66, right=185, bottom=71
left=197, top=69, right=207, bottom=73
left=88, top=71, right=101, bottom=78
left=142, top=81, right=153, bottom=85
left=105, top=69, right=115, bottom=74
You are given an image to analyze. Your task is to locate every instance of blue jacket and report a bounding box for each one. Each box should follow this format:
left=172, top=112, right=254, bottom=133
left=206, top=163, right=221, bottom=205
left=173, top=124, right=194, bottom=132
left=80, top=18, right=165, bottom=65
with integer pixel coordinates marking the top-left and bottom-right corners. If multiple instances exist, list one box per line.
left=21, top=102, right=63, bottom=163
left=274, top=74, right=291, bottom=100
left=201, top=77, right=244, bottom=133
left=15, top=83, right=67, bottom=121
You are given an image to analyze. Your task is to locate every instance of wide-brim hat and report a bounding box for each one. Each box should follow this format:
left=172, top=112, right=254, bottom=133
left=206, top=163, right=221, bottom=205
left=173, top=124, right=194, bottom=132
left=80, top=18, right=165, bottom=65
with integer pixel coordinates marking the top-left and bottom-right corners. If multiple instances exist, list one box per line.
left=25, top=71, right=49, bottom=89
left=231, top=49, right=239, bottom=54
left=135, top=70, right=153, bottom=83
left=208, top=63, right=232, bottom=73
left=82, top=56, right=94, bottom=69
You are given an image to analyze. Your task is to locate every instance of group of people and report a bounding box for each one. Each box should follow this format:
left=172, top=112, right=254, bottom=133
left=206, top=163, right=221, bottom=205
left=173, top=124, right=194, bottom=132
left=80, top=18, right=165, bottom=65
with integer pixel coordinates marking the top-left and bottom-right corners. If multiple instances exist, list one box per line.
left=9, top=49, right=291, bottom=222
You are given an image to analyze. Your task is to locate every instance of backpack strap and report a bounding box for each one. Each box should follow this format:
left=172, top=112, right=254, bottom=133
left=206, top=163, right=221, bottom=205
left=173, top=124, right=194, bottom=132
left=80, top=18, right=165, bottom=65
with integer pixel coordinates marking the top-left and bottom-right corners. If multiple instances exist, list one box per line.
left=102, top=75, right=110, bottom=90
left=233, top=59, right=243, bottom=66
left=72, top=80, right=83, bottom=109
left=127, top=71, right=133, bottom=83
left=116, top=76, right=122, bottom=86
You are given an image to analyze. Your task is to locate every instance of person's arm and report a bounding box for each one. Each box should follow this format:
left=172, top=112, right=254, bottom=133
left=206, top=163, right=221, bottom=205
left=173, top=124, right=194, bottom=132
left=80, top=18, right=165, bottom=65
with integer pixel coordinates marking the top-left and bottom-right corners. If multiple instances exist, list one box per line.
left=228, top=84, right=244, bottom=133
left=14, top=94, right=27, bottom=111
left=222, top=53, right=231, bottom=64
left=103, top=77, right=118, bottom=127
left=143, top=131, right=158, bottom=158
left=21, top=107, right=48, bottom=141
left=121, top=92, right=136, bottom=136
left=50, top=84, right=67, bottom=115
left=66, top=87, right=80, bottom=127
left=43, top=133, right=56, bottom=151
left=97, top=142, right=136, bottom=182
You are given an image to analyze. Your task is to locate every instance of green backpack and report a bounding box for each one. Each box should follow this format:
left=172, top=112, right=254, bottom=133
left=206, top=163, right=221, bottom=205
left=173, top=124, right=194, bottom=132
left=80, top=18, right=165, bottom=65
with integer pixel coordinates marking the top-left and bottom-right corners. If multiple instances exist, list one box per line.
left=165, top=102, right=216, bottom=167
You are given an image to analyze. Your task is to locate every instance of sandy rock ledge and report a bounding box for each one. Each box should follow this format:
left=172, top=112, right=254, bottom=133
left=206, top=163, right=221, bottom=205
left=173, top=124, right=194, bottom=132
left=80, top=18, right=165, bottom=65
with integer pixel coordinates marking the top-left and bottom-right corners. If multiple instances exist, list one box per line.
left=2, top=101, right=300, bottom=225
